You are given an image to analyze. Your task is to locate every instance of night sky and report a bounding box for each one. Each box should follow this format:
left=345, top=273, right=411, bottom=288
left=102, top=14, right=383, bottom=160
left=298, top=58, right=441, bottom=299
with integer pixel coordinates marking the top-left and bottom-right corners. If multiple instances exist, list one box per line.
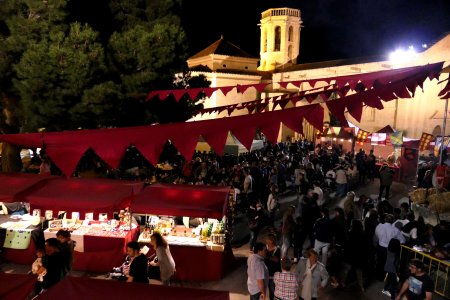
left=180, top=0, right=450, bottom=63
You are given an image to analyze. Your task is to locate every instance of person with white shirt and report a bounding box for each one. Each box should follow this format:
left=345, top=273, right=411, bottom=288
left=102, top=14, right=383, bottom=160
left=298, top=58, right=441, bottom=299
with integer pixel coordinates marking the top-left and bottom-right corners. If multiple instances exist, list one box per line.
left=247, top=242, right=269, bottom=300
left=374, top=214, right=405, bottom=280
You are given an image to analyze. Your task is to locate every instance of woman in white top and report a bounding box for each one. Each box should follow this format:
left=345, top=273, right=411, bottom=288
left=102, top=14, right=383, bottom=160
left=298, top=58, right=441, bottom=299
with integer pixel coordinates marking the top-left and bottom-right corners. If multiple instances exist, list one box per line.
left=149, top=232, right=176, bottom=286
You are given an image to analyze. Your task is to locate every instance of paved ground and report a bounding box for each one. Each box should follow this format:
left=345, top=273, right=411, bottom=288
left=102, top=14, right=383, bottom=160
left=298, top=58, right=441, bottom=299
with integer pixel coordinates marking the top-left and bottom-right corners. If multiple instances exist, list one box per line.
left=1, top=178, right=446, bottom=299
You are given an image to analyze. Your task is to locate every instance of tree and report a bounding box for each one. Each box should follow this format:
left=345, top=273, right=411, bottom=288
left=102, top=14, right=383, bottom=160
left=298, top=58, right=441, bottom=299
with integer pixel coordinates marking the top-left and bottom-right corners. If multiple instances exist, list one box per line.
left=0, top=0, right=208, bottom=171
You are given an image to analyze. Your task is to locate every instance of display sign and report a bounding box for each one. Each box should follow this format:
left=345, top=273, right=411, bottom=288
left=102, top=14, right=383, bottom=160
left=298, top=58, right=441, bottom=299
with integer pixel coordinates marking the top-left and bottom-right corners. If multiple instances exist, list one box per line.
left=45, top=210, right=53, bottom=220
left=99, top=213, right=108, bottom=221
left=85, top=212, right=94, bottom=220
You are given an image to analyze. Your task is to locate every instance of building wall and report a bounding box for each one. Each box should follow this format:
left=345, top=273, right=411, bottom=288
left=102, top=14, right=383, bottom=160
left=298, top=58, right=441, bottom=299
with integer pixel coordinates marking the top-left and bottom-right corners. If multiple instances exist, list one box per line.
left=187, top=55, right=258, bottom=72
left=269, top=34, right=450, bottom=139
left=189, top=71, right=261, bottom=121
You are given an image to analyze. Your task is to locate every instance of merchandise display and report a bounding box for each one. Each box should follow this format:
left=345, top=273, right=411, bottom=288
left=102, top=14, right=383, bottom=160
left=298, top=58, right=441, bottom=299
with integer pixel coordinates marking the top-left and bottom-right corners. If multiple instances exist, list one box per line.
left=138, top=215, right=227, bottom=250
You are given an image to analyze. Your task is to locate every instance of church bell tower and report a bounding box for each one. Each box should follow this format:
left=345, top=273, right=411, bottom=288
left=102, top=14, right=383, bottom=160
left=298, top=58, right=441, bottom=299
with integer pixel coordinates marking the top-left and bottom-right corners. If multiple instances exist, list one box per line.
left=258, top=8, right=302, bottom=71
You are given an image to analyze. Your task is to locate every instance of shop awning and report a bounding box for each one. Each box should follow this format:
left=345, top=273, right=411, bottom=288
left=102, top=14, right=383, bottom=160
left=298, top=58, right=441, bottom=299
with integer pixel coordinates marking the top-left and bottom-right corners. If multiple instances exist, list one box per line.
left=0, top=172, right=55, bottom=203
left=36, top=276, right=230, bottom=300
left=131, top=183, right=230, bottom=219
left=25, top=177, right=144, bottom=219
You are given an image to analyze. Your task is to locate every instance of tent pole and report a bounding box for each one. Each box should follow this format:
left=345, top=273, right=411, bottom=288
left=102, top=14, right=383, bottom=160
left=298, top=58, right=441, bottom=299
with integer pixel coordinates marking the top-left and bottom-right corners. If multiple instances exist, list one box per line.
left=439, top=98, right=449, bottom=165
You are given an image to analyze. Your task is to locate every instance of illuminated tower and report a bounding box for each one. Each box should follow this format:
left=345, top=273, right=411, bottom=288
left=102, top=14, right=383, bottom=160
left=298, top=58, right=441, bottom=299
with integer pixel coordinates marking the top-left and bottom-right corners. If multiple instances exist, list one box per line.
left=258, top=8, right=302, bottom=71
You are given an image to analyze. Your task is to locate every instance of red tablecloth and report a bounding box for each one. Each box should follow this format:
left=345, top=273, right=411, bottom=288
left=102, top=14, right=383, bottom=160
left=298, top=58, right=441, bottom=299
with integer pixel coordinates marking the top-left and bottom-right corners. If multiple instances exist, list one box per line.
left=0, top=273, right=36, bottom=300
left=2, top=237, right=38, bottom=265
left=36, top=276, right=230, bottom=300
left=146, top=243, right=236, bottom=281
left=72, top=227, right=139, bottom=273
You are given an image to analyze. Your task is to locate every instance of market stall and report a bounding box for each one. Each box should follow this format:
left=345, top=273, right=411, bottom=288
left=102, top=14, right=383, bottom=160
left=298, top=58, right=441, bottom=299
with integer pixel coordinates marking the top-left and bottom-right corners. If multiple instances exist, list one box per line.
left=131, top=183, right=236, bottom=281
left=26, top=177, right=145, bottom=272
left=0, top=172, right=57, bottom=265
left=0, top=273, right=36, bottom=300
left=36, top=276, right=230, bottom=300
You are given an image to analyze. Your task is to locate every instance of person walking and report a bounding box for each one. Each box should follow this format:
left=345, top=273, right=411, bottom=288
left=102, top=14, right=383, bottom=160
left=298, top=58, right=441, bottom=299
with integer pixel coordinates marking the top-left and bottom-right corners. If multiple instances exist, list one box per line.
left=296, top=248, right=329, bottom=300
left=395, top=259, right=433, bottom=300
left=379, top=164, right=394, bottom=200
left=374, top=214, right=405, bottom=281
left=340, top=219, right=368, bottom=292
left=247, top=242, right=269, bottom=300
left=313, top=207, right=334, bottom=266
left=273, top=257, right=300, bottom=300
left=281, top=205, right=296, bottom=258
left=382, top=238, right=401, bottom=299
left=265, top=234, right=281, bottom=300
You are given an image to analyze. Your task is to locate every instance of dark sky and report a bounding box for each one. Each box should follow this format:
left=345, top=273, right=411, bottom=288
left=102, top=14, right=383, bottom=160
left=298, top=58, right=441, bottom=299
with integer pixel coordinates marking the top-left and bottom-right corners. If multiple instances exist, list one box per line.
left=180, top=0, right=450, bottom=63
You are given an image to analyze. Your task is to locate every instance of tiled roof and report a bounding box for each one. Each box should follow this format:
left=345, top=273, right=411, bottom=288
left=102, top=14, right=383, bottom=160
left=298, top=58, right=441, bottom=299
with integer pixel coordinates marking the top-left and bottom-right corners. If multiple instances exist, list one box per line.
left=189, top=36, right=257, bottom=60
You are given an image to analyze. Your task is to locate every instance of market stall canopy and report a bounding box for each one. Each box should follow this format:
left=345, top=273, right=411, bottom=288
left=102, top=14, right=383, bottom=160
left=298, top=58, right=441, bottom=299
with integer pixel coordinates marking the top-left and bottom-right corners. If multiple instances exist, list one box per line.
left=0, top=172, right=56, bottom=203
left=131, top=183, right=230, bottom=219
left=0, top=273, right=36, bottom=300
left=376, top=125, right=396, bottom=133
left=36, top=276, right=230, bottom=300
left=25, top=177, right=145, bottom=219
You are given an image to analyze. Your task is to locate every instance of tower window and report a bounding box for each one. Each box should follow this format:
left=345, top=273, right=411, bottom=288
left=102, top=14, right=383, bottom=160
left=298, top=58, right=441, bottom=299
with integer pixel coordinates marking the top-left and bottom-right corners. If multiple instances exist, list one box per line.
left=288, top=26, right=293, bottom=42
left=222, top=64, right=227, bottom=68
left=274, top=26, right=281, bottom=51
left=263, top=30, right=267, bottom=52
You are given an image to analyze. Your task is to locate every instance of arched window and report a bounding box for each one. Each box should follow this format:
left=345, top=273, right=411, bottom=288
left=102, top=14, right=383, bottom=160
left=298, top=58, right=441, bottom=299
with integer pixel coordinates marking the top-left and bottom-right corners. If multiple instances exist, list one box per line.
left=288, top=26, right=293, bottom=42
left=274, top=26, right=281, bottom=51
left=263, top=30, right=267, bottom=52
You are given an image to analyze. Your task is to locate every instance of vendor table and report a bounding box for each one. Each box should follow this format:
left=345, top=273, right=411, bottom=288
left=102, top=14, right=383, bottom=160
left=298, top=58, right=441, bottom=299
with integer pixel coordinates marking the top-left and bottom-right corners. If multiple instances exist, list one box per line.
left=44, top=225, right=139, bottom=273
left=141, top=235, right=236, bottom=282
left=0, top=214, right=44, bottom=265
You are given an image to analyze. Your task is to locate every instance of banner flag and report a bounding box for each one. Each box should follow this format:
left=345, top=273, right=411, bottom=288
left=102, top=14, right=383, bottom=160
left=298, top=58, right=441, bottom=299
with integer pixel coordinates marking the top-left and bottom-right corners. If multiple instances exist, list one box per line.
left=419, top=132, right=434, bottom=151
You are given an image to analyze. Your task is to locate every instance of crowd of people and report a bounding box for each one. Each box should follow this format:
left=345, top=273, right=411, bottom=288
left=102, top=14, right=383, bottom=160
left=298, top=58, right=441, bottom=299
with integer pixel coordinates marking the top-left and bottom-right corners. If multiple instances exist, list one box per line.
left=18, top=137, right=450, bottom=300
left=232, top=140, right=450, bottom=300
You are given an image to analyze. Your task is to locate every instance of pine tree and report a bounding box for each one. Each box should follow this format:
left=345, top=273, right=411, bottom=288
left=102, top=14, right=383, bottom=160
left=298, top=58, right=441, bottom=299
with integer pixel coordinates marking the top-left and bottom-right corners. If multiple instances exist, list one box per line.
left=0, top=0, right=207, bottom=171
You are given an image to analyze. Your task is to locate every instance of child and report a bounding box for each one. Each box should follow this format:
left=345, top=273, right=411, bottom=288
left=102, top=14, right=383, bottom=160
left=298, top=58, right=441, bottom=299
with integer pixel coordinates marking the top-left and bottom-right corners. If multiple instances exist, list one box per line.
left=31, top=249, right=46, bottom=282
left=107, top=255, right=132, bottom=281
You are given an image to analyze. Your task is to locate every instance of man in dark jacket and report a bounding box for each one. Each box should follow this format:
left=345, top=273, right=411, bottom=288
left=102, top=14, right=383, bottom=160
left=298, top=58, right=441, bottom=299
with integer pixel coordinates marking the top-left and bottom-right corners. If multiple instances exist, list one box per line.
left=379, top=164, right=394, bottom=200
left=313, top=207, right=334, bottom=266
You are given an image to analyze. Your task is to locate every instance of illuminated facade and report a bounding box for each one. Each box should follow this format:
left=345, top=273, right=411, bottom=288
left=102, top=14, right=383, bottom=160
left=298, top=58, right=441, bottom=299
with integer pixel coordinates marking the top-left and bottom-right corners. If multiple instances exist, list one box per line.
left=187, top=7, right=450, bottom=140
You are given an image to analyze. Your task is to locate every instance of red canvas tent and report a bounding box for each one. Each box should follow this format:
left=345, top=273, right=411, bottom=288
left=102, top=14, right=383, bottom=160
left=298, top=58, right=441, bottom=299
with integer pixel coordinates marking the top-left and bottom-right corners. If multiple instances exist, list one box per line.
left=0, top=172, right=55, bottom=203
left=130, top=184, right=230, bottom=219
left=36, top=276, right=230, bottom=300
left=25, top=178, right=145, bottom=219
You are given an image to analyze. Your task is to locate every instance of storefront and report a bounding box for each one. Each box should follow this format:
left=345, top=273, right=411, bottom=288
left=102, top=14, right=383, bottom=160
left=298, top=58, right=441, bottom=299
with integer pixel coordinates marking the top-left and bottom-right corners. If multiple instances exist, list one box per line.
left=131, top=183, right=236, bottom=281
left=0, top=172, right=57, bottom=265
left=25, top=177, right=144, bottom=272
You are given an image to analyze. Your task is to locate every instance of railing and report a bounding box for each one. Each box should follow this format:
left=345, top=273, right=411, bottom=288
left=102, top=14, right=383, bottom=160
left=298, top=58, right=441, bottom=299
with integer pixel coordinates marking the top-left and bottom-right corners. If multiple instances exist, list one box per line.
left=262, top=8, right=301, bottom=19
left=400, top=244, right=450, bottom=298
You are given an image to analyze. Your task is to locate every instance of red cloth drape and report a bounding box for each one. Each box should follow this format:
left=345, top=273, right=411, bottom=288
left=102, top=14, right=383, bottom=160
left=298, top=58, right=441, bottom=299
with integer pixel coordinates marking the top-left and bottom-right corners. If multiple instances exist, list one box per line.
left=36, top=276, right=230, bottom=300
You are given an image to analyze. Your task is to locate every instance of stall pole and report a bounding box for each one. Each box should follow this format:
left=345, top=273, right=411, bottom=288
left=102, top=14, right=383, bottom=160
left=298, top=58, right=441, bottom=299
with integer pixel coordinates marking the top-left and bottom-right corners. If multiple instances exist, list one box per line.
left=439, top=98, right=449, bottom=165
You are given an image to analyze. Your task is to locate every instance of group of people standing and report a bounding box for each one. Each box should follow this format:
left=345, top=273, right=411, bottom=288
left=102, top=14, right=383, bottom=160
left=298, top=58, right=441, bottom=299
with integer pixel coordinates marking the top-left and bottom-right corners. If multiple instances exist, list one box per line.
left=110, top=232, right=176, bottom=286
left=28, top=230, right=75, bottom=298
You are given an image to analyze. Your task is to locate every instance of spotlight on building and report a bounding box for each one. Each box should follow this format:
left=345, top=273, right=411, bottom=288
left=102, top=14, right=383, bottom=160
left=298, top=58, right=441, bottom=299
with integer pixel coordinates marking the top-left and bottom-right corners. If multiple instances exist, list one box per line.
left=389, top=47, right=418, bottom=64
